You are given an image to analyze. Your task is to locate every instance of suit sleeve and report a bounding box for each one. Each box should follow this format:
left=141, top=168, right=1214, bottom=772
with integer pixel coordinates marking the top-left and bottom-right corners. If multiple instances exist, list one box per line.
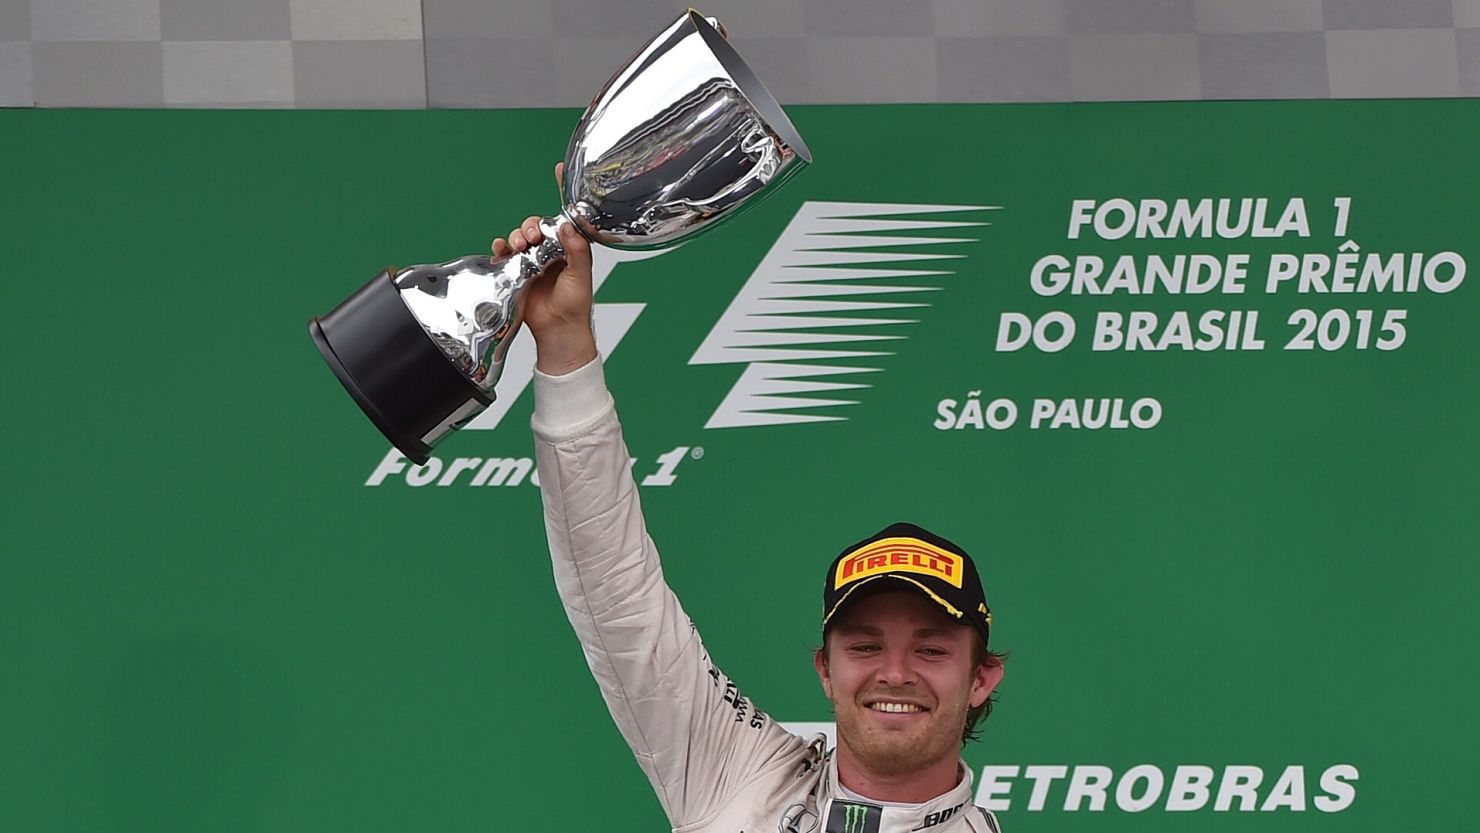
left=532, top=358, right=805, bottom=828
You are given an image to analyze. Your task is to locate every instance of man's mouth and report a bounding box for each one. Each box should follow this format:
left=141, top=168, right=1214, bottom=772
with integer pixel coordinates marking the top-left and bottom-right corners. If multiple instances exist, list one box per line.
left=865, top=700, right=928, bottom=714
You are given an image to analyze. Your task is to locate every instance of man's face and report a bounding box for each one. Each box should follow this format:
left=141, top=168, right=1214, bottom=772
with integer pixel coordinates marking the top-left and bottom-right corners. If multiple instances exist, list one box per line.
left=815, top=591, right=1002, bottom=777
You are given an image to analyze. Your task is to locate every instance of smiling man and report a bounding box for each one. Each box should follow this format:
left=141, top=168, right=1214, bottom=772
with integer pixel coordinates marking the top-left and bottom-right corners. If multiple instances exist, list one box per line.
left=818, top=525, right=1004, bottom=808
left=498, top=205, right=1007, bottom=833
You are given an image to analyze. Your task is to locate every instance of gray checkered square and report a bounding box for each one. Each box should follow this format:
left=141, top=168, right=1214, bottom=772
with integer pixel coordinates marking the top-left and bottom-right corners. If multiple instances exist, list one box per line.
left=1323, top=0, right=1452, bottom=30
left=1455, top=28, right=1479, bottom=94
left=31, top=0, right=160, bottom=41
left=426, top=36, right=553, bottom=107
left=161, top=0, right=290, bottom=40
left=1326, top=28, right=1459, bottom=97
left=0, top=41, right=32, bottom=105
left=807, top=36, right=939, bottom=103
left=932, top=0, right=1066, bottom=37
left=1069, top=33, right=1200, bottom=99
left=1068, top=0, right=1195, bottom=34
left=294, top=40, right=425, bottom=106
left=552, top=0, right=678, bottom=38
left=1456, top=0, right=1480, bottom=27
left=804, top=0, right=933, bottom=37
left=1199, top=32, right=1329, bottom=98
left=937, top=36, right=1071, bottom=101
left=726, top=36, right=811, bottom=103
left=697, top=0, right=807, bottom=39
left=553, top=35, right=654, bottom=103
left=32, top=40, right=162, bottom=105
left=290, top=0, right=422, bottom=40
left=1, top=0, right=30, bottom=40
left=423, top=0, right=553, bottom=39
left=163, top=40, right=293, bottom=105
left=1193, top=0, right=1323, bottom=33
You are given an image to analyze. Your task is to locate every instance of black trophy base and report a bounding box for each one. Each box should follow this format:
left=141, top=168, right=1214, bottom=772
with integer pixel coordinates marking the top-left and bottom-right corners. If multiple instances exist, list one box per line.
left=310, top=269, right=490, bottom=465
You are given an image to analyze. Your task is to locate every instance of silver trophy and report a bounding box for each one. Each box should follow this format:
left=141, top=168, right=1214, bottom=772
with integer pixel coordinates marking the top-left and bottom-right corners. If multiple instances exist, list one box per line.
left=310, top=10, right=811, bottom=464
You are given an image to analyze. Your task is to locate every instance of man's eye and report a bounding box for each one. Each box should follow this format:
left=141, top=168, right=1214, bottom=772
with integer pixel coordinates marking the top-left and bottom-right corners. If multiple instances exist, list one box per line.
left=850, top=643, right=880, bottom=653
left=919, top=647, right=947, bottom=657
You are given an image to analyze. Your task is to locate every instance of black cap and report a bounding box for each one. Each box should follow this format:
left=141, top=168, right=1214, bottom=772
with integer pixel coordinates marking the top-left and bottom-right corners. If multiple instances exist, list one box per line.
left=822, top=522, right=992, bottom=647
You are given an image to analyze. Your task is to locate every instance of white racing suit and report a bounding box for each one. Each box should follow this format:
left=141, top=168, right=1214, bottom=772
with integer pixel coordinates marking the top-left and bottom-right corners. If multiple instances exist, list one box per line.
left=532, top=359, right=1002, bottom=833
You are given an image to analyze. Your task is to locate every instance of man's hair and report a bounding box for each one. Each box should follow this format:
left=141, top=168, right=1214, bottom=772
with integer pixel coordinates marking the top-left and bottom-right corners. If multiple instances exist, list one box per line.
left=818, top=633, right=1008, bottom=746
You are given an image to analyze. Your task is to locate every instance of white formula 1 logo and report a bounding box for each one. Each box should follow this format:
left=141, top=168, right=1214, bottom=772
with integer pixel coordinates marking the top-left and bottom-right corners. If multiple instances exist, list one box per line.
left=455, top=200, right=992, bottom=432
left=691, top=201, right=993, bottom=428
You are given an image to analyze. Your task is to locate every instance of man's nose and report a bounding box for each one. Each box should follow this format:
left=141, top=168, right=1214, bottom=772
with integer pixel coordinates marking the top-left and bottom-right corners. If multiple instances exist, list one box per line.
left=876, top=646, right=917, bottom=686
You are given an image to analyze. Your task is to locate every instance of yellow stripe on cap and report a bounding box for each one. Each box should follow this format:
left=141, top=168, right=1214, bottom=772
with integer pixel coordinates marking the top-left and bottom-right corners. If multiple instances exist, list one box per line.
left=824, top=574, right=965, bottom=627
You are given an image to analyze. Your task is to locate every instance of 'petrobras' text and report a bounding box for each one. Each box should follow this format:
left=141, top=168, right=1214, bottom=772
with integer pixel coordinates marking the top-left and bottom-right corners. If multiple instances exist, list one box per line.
left=977, top=763, right=1357, bottom=814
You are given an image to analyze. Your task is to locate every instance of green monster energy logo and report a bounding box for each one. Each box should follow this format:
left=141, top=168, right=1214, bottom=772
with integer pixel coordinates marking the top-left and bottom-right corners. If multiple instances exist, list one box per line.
left=826, top=802, right=880, bottom=833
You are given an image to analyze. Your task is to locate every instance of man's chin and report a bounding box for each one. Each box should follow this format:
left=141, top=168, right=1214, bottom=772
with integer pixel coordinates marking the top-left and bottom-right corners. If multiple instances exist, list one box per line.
left=838, top=713, right=964, bottom=772
left=854, top=743, right=933, bottom=776
left=841, top=728, right=931, bottom=768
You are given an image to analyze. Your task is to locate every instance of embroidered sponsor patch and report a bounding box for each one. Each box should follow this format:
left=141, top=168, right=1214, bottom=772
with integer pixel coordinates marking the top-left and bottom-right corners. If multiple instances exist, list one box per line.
left=825, top=801, right=882, bottom=833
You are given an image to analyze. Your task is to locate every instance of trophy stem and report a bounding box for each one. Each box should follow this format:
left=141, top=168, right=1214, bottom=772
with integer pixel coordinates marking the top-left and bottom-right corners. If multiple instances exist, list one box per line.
left=390, top=212, right=581, bottom=394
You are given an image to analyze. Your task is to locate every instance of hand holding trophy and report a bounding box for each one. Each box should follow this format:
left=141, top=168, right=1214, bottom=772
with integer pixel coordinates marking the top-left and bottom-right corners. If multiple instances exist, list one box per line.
left=491, top=181, right=598, bottom=378
left=310, top=11, right=811, bottom=464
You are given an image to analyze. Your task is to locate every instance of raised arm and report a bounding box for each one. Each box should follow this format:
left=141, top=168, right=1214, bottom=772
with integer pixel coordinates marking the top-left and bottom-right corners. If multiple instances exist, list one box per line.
left=506, top=188, right=804, bottom=827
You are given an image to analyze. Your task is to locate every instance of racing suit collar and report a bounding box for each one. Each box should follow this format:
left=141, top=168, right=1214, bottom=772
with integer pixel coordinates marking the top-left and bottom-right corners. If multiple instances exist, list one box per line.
left=820, top=751, right=977, bottom=833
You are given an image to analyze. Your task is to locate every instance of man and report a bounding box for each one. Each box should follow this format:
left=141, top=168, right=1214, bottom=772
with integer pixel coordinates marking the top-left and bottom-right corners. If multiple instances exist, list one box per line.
left=494, top=188, right=1007, bottom=833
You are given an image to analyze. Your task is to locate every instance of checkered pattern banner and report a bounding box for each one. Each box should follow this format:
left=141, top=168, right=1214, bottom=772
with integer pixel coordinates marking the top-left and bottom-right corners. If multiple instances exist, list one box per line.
left=3, top=0, right=1479, bottom=107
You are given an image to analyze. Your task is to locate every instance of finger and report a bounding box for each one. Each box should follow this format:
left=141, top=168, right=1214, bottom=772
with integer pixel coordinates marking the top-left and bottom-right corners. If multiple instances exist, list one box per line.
left=555, top=162, right=565, bottom=189
left=521, top=215, right=544, bottom=245
left=509, top=228, right=528, bottom=252
left=492, top=237, right=509, bottom=256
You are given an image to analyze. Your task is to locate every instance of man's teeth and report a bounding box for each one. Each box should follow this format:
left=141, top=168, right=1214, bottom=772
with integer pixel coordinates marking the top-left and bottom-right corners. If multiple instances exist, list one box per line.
left=870, top=702, right=922, bottom=713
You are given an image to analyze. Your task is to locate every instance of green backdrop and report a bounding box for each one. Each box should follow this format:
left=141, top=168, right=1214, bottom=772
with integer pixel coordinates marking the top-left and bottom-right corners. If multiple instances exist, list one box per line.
left=3, top=100, right=1475, bottom=832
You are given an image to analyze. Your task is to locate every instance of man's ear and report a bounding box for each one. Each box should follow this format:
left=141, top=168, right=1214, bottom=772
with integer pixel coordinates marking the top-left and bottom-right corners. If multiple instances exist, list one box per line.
left=969, top=660, right=1005, bottom=709
left=813, top=648, right=833, bottom=699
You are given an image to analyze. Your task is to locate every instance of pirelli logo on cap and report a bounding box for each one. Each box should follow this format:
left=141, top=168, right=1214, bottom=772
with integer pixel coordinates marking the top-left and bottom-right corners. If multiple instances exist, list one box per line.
left=834, top=538, right=963, bottom=589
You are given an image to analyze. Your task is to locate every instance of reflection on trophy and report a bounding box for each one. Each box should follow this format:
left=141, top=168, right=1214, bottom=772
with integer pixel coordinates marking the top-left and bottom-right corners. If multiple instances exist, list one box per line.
left=309, top=11, right=811, bottom=464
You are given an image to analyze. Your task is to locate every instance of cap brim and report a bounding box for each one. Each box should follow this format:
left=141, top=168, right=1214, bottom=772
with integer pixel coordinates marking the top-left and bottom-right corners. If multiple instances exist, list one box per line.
left=824, top=573, right=969, bottom=630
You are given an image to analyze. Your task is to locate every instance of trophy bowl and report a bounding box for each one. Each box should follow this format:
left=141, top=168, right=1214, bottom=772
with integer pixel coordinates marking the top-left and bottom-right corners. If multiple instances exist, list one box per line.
left=309, top=11, right=810, bottom=464
left=562, top=11, right=811, bottom=248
